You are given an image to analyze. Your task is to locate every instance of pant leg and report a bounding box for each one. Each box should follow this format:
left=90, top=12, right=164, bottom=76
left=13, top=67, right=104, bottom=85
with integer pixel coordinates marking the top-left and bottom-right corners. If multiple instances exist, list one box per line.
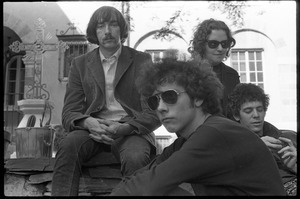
left=166, top=185, right=195, bottom=196
left=111, top=135, right=154, bottom=176
left=51, top=130, right=108, bottom=196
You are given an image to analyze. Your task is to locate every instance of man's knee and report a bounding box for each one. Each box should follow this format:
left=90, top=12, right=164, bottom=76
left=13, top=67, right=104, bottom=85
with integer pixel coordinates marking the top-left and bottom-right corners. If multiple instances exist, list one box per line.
left=56, top=130, right=90, bottom=155
left=120, top=150, right=150, bottom=176
left=122, top=148, right=151, bottom=164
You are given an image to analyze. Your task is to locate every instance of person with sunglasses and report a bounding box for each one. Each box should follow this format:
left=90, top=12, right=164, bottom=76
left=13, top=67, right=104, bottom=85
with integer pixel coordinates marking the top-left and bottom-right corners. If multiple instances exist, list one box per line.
left=110, top=58, right=285, bottom=196
left=227, top=83, right=297, bottom=196
left=188, top=18, right=240, bottom=118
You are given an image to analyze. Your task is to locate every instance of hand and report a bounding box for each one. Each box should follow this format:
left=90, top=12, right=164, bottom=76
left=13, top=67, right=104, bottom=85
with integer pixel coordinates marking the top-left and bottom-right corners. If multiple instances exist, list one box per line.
left=260, top=136, right=283, bottom=151
left=83, top=117, right=114, bottom=144
left=89, top=133, right=114, bottom=145
left=278, top=137, right=297, bottom=172
left=98, top=119, right=127, bottom=139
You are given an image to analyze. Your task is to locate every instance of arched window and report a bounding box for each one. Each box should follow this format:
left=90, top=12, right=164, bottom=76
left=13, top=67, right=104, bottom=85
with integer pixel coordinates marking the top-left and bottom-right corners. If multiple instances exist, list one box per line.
left=4, top=55, right=25, bottom=133
left=5, top=55, right=25, bottom=107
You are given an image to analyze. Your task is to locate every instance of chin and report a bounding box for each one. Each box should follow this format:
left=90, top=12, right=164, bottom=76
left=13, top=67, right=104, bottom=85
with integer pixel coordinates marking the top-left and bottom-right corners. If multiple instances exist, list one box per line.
left=164, top=125, right=178, bottom=133
left=251, top=127, right=263, bottom=134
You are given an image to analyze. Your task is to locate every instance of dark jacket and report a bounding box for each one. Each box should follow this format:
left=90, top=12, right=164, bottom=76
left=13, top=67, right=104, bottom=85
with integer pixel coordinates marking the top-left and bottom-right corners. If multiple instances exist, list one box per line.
left=213, top=62, right=240, bottom=117
left=111, top=115, right=285, bottom=196
left=62, top=46, right=161, bottom=147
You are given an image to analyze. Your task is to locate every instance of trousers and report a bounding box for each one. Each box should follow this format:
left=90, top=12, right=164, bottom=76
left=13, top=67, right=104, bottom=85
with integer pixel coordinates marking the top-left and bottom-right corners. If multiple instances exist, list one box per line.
left=51, top=129, right=154, bottom=196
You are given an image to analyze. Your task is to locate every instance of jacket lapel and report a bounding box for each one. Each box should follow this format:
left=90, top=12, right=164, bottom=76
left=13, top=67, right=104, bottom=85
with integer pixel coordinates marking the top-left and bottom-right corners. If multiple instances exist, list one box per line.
left=114, top=46, right=133, bottom=88
left=87, top=48, right=106, bottom=93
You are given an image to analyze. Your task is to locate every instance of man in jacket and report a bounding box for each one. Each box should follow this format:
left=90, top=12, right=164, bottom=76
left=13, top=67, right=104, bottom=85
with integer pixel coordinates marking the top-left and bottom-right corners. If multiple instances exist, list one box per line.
left=227, top=83, right=297, bottom=195
left=51, top=6, right=161, bottom=196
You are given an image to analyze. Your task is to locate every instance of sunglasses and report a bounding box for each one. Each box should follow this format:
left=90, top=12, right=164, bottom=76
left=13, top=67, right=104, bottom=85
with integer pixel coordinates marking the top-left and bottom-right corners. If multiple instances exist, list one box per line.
left=147, top=89, right=186, bottom=111
left=207, top=40, right=231, bottom=49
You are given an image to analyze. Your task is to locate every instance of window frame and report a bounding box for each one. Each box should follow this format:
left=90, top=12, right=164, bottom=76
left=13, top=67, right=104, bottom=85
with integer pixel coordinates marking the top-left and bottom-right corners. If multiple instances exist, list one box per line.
left=230, top=48, right=265, bottom=88
left=58, top=41, right=88, bottom=82
left=145, top=49, right=166, bottom=63
left=4, top=55, right=25, bottom=110
left=57, top=34, right=88, bottom=82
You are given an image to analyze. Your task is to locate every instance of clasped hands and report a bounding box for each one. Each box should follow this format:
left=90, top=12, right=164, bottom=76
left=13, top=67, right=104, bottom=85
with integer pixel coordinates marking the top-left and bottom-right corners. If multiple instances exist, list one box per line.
left=261, top=136, right=297, bottom=172
left=83, top=117, right=126, bottom=145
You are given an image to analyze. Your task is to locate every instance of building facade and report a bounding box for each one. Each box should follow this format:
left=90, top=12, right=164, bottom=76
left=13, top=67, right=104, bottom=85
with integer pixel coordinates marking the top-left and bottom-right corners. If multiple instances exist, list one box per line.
left=3, top=1, right=297, bottom=145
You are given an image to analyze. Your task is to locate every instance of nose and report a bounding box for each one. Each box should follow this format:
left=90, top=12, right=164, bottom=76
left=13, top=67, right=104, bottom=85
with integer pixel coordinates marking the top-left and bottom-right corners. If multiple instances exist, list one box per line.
left=252, top=109, right=259, bottom=117
left=104, top=24, right=111, bottom=34
left=216, top=43, right=224, bottom=50
left=156, top=97, right=168, bottom=112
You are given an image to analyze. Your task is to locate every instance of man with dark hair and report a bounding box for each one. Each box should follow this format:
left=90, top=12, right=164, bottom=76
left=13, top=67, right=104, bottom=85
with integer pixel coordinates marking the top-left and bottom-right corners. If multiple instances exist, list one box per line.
left=51, top=6, right=160, bottom=196
left=110, top=59, right=285, bottom=196
left=227, top=83, right=297, bottom=196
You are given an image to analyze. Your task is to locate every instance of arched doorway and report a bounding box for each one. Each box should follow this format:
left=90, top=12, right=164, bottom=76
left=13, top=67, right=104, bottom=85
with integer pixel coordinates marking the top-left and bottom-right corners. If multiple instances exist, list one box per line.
left=133, top=29, right=188, bottom=49
left=133, top=30, right=189, bottom=62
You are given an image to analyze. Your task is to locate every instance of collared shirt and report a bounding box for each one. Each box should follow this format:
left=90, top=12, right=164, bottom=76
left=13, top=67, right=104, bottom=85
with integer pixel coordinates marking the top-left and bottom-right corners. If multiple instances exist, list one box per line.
left=96, top=47, right=127, bottom=121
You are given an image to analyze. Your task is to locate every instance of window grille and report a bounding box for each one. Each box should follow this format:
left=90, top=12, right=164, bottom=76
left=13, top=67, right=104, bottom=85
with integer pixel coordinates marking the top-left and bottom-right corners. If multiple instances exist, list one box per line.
left=231, top=48, right=264, bottom=89
left=58, top=41, right=88, bottom=81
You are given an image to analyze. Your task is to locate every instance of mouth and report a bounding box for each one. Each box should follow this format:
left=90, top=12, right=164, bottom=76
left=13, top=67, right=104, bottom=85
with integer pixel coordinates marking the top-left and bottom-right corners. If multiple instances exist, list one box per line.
left=251, top=121, right=262, bottom=126
left=103, top=38, right=115, bottom=42
left=161, top=117, right=173, bottom=123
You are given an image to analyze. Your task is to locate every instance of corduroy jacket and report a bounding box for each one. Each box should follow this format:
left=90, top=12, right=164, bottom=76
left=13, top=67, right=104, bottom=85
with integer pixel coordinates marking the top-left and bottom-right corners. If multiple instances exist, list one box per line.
left=62, top=46, right=161, bottom=147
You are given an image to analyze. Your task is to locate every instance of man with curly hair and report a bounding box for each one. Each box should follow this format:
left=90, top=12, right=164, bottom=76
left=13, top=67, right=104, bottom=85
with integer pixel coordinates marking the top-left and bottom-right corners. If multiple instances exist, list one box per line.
left=188, top=18, right=240, bottom=117
left=227, top=83, right=297, bottom=196
left=110, top=59, right=285, bottom=196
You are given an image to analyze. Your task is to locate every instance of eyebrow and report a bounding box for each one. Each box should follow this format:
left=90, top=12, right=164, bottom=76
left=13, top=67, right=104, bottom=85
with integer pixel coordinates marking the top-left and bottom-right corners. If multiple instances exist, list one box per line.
left=242, top=105, right=263, bottom=110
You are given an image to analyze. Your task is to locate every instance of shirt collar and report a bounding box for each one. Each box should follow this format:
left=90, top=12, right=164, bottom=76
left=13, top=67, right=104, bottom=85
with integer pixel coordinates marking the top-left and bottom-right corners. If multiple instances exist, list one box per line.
left=99, top=46, right=122, bottom=62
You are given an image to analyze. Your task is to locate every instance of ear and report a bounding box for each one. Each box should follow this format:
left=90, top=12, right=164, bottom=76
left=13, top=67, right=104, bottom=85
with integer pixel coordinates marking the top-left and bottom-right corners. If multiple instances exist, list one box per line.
left=194, top=99, right=203, bottom=108
left=233, top=114, right=240, bottom=122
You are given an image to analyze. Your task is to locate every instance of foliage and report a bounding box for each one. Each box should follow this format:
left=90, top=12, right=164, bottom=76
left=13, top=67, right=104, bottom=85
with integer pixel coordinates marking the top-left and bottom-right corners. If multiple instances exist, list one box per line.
left=153, top=10, right=182, bottom=41
left=208, top=1, right=248, bottom=28
left=113, top=1, right=250, bottom=41
left=154, top=1, right=249, bottom=40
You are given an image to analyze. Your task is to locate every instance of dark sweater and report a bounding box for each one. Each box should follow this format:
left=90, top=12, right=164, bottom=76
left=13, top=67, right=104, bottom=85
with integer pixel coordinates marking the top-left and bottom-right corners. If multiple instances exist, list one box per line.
left=111, top=115, right=285, bottom=196
left=213, top=62, right=240, bottom=117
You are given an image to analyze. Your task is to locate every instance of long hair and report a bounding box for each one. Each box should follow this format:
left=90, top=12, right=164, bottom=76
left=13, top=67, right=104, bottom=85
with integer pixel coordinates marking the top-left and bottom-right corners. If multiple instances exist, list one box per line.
left=188, top=18, right=236, bottom=60
left=86, top=6, right=129, bottom=45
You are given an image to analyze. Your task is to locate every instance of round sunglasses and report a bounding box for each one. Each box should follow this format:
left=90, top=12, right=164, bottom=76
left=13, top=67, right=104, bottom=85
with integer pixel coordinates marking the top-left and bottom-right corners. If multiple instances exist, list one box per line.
left=147, top=89, right=186, bottom=111
left=206, top=40, right=231, bottom=49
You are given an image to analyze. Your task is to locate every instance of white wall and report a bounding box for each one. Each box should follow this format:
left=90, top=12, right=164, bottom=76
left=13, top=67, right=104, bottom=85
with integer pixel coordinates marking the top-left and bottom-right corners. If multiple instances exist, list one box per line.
left=5, top=1, right=296, bottom=134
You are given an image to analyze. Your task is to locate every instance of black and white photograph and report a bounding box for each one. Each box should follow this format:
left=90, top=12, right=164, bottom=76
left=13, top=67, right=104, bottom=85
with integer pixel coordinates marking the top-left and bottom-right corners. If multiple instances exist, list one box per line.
left=4, top=1, right=297, bottom=196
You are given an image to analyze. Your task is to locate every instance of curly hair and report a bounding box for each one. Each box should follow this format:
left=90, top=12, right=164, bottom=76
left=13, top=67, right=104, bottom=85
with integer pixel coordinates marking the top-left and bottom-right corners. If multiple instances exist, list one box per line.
left=136, top=58, right=224, bottom=114
left=86, top=6, right=129, bottom=45
left=227, top=83, right=270, bottom=118
left=188, top=18, right=236, bottom=60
